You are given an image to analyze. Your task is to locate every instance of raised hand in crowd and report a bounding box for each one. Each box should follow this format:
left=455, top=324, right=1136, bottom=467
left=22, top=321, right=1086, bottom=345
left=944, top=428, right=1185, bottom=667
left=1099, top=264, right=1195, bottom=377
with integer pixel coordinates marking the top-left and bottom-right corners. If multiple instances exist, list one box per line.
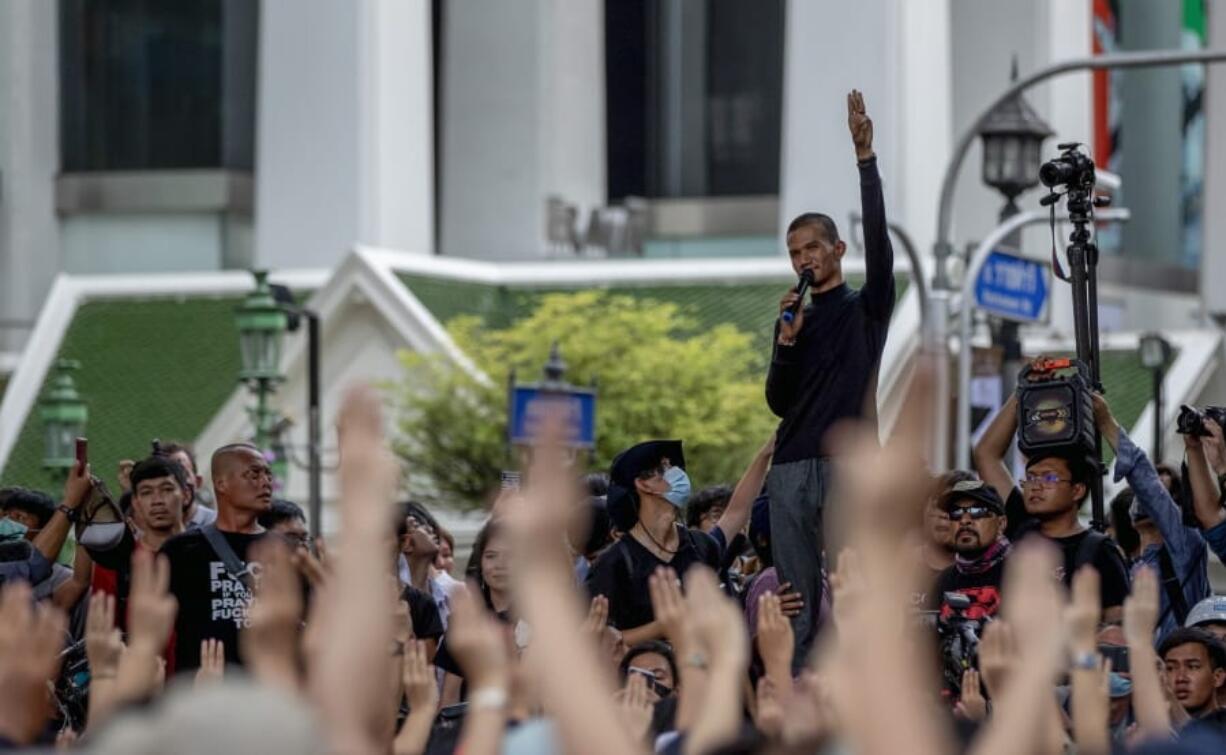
left=615, top=671, right=654, bottom=746
left=970, top=542, right=1069, bottom=755
left=83, top=591, right=124, bottom=729
left=683, top=566, right=750, bottom=755
left=243, top=536, right=304, bottom=694
left=195, top=639, right=225, bottom=686
left=0, top=582, right=67, bottom=746
left=393, top=639, right=439, bottom=755
left=447, top=584, right=510, bottom=755
left=113, top=548, right=177, bottom=706
left=1068, top=567, right=1109, bottom=754
left=755, top=591, right=794, bottom=697
left=1123, top=567, right=1175, bottom=741
left=507, top=407, right=645, bottom=755
left=309, top=384, right=401, bottom=755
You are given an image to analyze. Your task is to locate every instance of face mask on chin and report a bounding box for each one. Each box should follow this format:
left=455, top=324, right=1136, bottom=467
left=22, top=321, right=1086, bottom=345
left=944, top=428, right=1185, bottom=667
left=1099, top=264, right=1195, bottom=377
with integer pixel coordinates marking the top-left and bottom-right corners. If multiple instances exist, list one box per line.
left=662, top=466, right=692, bottom=509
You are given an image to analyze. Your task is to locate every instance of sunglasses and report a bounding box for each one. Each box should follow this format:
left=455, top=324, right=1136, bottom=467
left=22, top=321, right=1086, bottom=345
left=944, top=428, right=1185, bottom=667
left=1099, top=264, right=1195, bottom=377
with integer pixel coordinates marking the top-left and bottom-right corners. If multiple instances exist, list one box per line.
left=942, top=505, right=998, bottom=520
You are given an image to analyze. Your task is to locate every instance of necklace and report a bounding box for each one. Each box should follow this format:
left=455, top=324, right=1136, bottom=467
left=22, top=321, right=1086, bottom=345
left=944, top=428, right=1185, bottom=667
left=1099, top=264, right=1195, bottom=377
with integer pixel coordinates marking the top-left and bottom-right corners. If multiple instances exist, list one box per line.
left=635, top=521, right=678, bottom=557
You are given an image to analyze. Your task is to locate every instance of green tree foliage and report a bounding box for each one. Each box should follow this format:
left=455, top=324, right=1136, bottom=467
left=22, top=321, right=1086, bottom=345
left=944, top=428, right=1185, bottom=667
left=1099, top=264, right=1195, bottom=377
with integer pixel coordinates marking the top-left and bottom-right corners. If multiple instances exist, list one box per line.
left=390, top=291, right=776, bottom=510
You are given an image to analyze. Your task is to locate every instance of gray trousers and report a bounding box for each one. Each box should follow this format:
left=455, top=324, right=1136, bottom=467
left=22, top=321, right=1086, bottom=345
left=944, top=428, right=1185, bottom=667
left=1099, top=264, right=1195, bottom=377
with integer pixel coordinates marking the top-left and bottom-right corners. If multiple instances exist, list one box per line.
left=766, top=457, right=833, bottom=671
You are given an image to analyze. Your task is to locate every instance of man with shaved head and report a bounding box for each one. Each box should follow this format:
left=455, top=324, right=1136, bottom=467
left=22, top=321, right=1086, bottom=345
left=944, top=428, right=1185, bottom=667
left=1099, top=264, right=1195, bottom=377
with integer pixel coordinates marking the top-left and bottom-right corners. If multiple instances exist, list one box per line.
left=160, top=443, right=277, bottom=672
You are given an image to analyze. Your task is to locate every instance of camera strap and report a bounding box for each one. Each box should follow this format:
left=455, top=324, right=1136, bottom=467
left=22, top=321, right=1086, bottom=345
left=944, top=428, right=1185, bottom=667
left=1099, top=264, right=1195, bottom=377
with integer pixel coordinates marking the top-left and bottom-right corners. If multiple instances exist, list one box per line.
left=201, top=525, right=255, bottom=592
left=1049, top=201, right=1070, bottom=283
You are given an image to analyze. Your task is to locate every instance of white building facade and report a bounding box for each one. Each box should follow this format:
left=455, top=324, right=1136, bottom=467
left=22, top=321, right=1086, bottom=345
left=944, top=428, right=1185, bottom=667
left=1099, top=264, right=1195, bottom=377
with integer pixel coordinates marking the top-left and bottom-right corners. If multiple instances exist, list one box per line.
left=2, top=0, right=1225, bottom=356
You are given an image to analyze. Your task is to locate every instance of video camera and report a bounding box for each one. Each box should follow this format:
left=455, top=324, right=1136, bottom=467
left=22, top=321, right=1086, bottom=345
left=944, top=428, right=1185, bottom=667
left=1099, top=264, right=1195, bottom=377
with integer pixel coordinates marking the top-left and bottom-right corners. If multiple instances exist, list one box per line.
left=1175, top=405, right=1226, bottom=438
left=1016, top=358, right=1097, bottom=460
left=934, top=592, right=988, bottom=699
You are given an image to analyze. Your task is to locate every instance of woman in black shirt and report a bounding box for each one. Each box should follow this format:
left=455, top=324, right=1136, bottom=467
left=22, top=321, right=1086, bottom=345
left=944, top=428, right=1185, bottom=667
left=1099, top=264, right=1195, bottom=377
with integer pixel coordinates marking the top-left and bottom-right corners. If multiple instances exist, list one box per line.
left=587, top=438, right=772, bottom=645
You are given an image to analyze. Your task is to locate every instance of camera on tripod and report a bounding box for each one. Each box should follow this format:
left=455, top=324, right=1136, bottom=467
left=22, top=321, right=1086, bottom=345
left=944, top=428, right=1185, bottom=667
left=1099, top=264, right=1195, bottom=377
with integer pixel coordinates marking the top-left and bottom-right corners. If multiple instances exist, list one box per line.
left=1040, top=142, right=1097, bottom=191
left=1016, top=358, right=1097, bottom=460
left=1176, top=405, right=1226, bottom=437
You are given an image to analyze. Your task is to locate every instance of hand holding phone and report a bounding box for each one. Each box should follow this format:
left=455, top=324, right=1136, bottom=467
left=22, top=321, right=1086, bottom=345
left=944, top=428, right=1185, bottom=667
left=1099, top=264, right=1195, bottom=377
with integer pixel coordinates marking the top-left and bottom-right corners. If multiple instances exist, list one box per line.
left=75, top=437, right=88, bottom=475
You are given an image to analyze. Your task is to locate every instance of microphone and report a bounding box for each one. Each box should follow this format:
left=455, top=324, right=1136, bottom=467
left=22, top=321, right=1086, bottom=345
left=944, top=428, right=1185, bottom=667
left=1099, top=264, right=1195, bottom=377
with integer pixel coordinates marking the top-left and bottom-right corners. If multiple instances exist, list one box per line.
left=780, top=270, right=815, bottom=324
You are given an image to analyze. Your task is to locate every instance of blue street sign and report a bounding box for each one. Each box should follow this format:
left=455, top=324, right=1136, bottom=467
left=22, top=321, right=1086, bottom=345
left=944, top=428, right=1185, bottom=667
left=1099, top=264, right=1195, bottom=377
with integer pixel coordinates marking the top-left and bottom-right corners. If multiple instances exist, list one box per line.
left=509, top=386, right=596, bottom=448
left=974, top=250, right=1050, bottom=323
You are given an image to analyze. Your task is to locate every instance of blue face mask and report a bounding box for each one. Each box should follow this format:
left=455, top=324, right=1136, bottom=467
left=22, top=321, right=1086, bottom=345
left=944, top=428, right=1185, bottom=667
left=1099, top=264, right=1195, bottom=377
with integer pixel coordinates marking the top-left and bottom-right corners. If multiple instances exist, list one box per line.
left=0, top=517, right=29, bottom=541
left=662, top=466, right=692, bottom=508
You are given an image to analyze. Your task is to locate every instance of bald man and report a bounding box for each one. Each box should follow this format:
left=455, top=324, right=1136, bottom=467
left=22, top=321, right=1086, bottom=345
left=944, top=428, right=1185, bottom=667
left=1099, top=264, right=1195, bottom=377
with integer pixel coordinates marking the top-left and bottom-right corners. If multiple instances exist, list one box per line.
left=160, top=443, right=277, bottom=673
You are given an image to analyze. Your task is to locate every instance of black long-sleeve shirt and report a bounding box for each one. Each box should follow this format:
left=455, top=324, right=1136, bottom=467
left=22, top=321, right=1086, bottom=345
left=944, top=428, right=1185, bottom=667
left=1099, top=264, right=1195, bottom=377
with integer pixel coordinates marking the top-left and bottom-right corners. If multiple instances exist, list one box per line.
left=766, top=157, right=895, bottom=464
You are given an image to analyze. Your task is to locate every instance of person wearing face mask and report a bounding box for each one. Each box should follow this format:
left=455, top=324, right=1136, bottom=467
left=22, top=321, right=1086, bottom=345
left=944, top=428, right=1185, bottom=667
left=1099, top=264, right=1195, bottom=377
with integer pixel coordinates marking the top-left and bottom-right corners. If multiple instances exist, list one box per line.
left=586, top=440, right=756, bottom=646
left=0, top=464, right=93, bottom=587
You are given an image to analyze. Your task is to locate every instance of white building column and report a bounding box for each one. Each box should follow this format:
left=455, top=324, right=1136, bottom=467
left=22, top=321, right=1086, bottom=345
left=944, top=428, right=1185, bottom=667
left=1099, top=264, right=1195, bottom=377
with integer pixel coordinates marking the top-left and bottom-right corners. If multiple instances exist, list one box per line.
left=895, top=0, right=952, bottom=261
left=779, top=0, right=901, bottom=247
left=1203, top=0, right=1226, bottom=319
left=0, top=0, right=60, bottom=352
left=358, top=0, right=435, bottom=255
left=256, top=0, right=435, bottom=270
left=438, top=0, right=605, bottom=260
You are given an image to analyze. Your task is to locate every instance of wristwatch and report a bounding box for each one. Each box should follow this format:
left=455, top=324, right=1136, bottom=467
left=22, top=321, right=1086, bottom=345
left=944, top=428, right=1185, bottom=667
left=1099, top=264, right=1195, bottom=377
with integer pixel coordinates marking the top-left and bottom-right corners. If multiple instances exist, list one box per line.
left=58, top=504, right=80, bottom=523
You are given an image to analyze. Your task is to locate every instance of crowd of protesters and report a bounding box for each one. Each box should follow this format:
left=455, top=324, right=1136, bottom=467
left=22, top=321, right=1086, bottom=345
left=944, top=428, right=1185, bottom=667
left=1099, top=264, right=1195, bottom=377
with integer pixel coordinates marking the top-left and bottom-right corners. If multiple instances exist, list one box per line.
left=3, top=91, right=1226, bottom=755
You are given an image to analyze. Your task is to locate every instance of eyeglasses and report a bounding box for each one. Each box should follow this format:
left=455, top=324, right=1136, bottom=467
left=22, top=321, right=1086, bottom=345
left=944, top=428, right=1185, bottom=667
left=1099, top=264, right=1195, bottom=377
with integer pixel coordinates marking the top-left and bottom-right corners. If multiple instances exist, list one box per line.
left=1022, top=472, right=1072, bottom=488
left=942, top=505, right=997, bottom=521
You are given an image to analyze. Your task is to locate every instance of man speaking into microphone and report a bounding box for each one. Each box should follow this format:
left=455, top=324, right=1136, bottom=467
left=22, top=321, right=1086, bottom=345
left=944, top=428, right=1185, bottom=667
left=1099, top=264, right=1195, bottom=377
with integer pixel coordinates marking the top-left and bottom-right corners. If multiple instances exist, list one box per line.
left=765, top=90, right=895, bottom=665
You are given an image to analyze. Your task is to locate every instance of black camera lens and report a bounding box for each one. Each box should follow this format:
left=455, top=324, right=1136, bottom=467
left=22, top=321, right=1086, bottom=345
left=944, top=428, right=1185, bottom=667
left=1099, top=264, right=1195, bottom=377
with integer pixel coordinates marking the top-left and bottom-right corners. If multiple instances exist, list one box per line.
left=1040, top=159, right=1073, bottom=188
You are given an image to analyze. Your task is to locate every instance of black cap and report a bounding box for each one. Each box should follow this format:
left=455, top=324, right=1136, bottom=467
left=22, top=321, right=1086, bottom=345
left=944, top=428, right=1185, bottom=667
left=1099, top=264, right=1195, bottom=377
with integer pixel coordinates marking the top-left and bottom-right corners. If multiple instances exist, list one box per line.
left=607, top=440, right=685, bottom=532
left=939, top=479, right=1005, bottom=515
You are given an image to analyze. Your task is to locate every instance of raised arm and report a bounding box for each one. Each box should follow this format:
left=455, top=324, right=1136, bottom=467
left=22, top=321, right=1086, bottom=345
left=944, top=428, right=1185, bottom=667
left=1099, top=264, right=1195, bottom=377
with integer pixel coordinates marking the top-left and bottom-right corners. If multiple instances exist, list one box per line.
left=973, top=393, right=1019, bottom=501
left=32, top=463, right=93, bottom=565
left=1097, top=395, right=1203, bottom=571
left=1185, top=427, right=1226, bottom=531
left=849, top=90, right=895, bottom=320
left=714, top=435, right=774, bottom=543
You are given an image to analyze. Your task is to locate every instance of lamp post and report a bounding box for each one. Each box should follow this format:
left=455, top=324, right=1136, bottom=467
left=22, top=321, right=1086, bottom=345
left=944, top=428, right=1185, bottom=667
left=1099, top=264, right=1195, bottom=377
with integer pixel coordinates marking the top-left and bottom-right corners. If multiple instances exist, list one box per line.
left=235, top=271, right=288, bottom=454
left=40, top=358, right=88, bottom=474
left=975, top=58, right=1053, bottom=471
left=1138, top=332, right=1173, bottom=463
left=267, top=283, right=324, bottom=541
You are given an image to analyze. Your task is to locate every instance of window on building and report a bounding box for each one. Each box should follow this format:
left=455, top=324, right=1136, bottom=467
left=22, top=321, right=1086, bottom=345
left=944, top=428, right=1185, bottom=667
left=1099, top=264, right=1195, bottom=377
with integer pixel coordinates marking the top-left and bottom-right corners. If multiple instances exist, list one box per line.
left=605, top=0, right=785, bottom=200
left=59, top=0, right=257, bottom=172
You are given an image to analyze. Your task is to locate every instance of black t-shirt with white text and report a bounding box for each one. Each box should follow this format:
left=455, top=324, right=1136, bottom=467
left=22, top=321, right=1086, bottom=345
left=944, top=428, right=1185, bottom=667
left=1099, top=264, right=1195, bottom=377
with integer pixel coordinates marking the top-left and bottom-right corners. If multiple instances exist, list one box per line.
left=161, top=528, right=267, bottom=672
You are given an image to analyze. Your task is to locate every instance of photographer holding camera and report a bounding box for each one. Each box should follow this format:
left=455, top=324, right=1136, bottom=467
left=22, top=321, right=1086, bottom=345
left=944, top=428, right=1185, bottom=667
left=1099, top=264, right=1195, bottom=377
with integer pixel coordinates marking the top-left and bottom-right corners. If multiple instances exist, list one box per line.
left=765, top=90, right=895, bottom=667
left=1182, top=407, right=1226, bottom=566
left=1095, top=394, right=1209, bottom=638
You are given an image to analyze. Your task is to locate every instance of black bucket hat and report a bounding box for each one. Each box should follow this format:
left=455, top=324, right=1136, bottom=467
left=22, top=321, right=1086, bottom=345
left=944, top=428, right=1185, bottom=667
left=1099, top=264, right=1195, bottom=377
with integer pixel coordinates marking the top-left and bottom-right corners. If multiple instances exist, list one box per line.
left=606, top=440, right=685, bottom=532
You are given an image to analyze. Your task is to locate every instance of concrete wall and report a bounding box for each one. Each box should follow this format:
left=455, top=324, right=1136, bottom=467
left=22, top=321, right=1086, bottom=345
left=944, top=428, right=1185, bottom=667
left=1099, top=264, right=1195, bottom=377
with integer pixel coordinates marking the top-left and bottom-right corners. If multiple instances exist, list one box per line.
left=438, top=0, right=604, bottom=260
left=1203, top=0, right=1226, bottom=319
left=256, top=0, right=435, bottom=270
left=0, top=1, right=60, bottom=352
left=780, top=0, right=902, bottom=251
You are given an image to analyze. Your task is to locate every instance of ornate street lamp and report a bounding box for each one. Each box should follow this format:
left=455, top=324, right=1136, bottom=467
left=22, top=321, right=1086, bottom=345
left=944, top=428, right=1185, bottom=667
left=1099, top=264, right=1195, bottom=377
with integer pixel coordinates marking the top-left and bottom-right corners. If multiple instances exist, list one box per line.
left=40, top=358, right=88, bottom=472
left=978, top=59, right=1055, bottom=210
left=235, top=271, right=288, bottom=452
left=1139, top=332, right=1173, bottom=462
